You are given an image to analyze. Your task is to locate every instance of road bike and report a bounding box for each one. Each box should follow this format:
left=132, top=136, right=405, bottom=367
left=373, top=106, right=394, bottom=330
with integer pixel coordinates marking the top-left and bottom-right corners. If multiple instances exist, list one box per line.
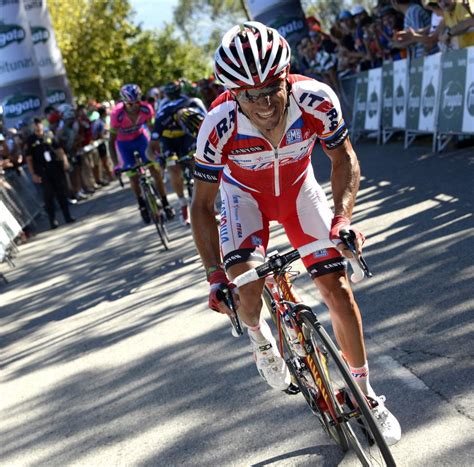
left=220, top=231, right=396, bottom=467
left=116, top=153, right=170, bottom=251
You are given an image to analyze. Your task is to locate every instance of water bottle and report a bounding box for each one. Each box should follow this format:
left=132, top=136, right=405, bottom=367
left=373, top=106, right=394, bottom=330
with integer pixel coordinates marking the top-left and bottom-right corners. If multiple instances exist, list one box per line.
left=283, top=311, right=306, bottom=357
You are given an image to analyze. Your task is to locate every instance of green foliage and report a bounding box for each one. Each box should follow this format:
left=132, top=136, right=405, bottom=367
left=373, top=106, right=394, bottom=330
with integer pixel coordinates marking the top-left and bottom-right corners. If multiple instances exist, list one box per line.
left=48, top=0, right=211, bottom=102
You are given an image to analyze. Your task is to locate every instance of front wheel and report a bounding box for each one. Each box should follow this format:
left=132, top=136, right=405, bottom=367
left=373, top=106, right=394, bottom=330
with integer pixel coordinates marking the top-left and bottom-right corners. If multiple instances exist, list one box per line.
left=298, top=310, right=396, bottom=467
left=144, top=189, right=169, bottom=251
left=262, top=286, right=348, bottom=450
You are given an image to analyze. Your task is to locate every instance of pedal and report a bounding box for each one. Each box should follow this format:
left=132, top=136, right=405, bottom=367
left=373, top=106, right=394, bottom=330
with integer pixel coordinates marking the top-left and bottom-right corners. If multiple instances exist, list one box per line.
left=283, top=383, right=300, bottom=395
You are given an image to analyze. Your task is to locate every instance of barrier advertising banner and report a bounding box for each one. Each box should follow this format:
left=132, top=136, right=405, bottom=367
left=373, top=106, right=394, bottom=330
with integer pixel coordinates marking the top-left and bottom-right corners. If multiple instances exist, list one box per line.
left=463, top=46, right=474, bottom=133
left=392, top=59, right=407, bottom=128
left=382, top=62, right=393, bottom=128
left=406, top=58, right=424, bottom=130
left=24, top=0, right=73, bottom=106
left=438, top=47, right=474, bottom=133
left=365, top=67, right=382, bottom=130
left=352, top=71, right=368, bottom=134
left=0, top=0, right=44, bottom=128
left=246, top=0, right=308, bottom=62
left=418, top=52, right=441, bottom=132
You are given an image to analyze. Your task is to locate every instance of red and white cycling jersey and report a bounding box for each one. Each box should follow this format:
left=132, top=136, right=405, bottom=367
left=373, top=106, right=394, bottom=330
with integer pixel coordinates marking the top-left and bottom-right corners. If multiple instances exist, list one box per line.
left=194, top=74, right=348, bottom=195
left=194, top=74, right=349, bottom=275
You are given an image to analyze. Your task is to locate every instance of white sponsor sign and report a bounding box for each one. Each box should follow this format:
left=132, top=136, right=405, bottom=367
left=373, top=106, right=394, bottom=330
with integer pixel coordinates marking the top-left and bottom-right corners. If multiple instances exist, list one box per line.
left=24, top=0, right=66, bottom=78
left=0, top=200, right=22, bottom=260
left=462, top=46, right=474, bottom=133
left=0, top=0, right=40, bottom=86
left=364, top=67, right=382, bottom=130
left=418, top=52, right=441, bottom=132
left=392, top=59, right=407, bottom=128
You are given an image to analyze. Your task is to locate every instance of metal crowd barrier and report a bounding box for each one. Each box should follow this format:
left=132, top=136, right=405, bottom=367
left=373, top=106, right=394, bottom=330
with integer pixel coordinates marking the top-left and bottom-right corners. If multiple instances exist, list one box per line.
left=349, top=46, right=474, bottom=152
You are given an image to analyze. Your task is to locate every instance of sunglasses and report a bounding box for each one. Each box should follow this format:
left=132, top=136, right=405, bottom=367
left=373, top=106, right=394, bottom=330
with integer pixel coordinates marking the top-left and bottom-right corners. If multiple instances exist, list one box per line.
left=234, top=80, right=285, bottom=104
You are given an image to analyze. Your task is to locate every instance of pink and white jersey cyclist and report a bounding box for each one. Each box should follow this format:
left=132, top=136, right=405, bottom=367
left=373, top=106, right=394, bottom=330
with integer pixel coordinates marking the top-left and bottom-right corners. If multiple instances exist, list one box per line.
left=191, top=21, right=401, bottom=446
left=194, top=74, right=348, bottom=274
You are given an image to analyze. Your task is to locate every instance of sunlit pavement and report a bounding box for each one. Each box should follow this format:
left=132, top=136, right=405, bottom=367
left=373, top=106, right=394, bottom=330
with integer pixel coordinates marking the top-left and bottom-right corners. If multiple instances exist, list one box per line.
left=1, top=140, right=473, bottom=466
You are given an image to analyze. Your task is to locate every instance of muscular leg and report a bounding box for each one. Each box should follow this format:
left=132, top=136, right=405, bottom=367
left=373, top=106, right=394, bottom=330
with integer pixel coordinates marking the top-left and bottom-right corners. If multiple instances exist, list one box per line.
left=128, top=173, right=141, bottom=199
left=149, top=164, right=167, bottom=199
left=227, top=261, right=266, bottom=327
left=314, top=270, right=366, bottom=368
left=168, top=164, right=185, bottom=199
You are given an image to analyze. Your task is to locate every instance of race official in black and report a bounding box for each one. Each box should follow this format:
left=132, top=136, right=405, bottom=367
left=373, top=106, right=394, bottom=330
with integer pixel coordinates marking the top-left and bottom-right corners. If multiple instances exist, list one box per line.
left=25, top=118, right=76, bottom=229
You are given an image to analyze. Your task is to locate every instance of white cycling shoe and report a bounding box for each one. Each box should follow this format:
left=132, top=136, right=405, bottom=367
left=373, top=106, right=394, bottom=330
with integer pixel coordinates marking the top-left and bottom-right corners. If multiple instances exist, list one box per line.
left=250, top=335, right=291, bottom=391
left=368, top=395, right=402, bottom=446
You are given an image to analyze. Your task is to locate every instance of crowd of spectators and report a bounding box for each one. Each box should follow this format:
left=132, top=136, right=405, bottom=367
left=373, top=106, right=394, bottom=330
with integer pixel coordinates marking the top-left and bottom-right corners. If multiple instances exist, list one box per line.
left=295, top=0, right=474, bottom=84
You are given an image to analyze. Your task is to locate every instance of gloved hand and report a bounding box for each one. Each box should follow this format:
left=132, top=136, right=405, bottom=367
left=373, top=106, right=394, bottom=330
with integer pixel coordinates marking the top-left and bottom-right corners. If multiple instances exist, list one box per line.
left=208, top=268, right=234, bottom=313
left=330, top=215, right=365, bottom=254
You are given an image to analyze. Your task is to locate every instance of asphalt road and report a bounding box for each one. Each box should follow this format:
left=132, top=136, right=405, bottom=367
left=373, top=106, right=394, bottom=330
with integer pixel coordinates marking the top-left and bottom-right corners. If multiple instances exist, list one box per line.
left=1, top=137, right=473, bottom=466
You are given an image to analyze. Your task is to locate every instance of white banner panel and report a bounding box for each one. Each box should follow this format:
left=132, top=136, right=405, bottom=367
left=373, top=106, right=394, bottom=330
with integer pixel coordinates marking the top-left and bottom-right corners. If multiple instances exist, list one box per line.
left=24, top=0, right=66, bottom=78
left=462, top=46, right=474, bottom=133
left=418, top=52, right=441, bottom=132
left=392, top=59, right=407, bottom=128
left=0, top=0, right=40, bottom=86
left=364, top=67, right=382, bottom=130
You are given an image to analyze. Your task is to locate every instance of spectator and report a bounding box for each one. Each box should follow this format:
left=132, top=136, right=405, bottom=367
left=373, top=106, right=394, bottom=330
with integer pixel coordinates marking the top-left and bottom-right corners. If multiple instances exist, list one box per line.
left=76, top=104, right=98, bottom=192
left=392, top=0, right=432, bottom=58
left=377, top=6, right=407, bottom=60
left=25, top=118, right=75, bottom=229
left=92, top=106, right=113, bottom=183
left=438, top=0, right=474, bottom=49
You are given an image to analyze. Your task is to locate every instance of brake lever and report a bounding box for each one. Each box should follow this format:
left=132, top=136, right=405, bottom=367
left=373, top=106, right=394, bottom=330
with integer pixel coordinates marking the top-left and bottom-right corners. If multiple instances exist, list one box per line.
left=339, top=229, right=373, bottom=278
left=216, top=285, right=243, bottom=337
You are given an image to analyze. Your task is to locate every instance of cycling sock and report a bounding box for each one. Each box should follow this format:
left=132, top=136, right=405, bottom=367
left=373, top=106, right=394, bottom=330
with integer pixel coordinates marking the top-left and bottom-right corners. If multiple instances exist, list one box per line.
left=137, top=196, right=146, bottom=207
left=178, top=196, right=187, bottom=207
left=247, top=318, right=272, bottom=344
left=161, top=195, right=170, bottom=207
left=350, top=361, right=377, bottom=398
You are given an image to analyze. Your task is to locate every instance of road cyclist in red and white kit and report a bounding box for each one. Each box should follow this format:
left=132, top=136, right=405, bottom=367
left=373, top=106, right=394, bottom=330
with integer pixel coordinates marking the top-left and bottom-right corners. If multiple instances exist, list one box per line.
left=190, top=21, right=401, bottom=446
left=109, top=84, right=175, bottom=223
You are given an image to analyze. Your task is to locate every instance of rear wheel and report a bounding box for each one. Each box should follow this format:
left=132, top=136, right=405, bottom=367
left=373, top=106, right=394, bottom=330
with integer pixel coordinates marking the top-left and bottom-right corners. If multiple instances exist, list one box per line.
left=298, top=310, right=396, bottom=467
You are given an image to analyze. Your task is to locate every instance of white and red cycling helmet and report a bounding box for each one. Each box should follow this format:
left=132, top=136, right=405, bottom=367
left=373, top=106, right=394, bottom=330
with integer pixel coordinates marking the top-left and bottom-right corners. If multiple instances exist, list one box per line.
left=214, top=21, right=291, bottom=89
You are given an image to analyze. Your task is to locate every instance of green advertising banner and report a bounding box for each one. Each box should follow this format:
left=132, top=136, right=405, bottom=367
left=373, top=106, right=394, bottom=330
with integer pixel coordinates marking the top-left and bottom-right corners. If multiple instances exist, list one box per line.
left=439, top=49, right=467, bottom=133
left=393, top=59, right=407, bottom=128
left=352, top=71, right=368, bottom=132
left=406, top=58, right=424, bottom=130
left=463, top=46, right=474, bottom=133
left=419, top=52, right=441, bottom=132
left=382, top=62, right=393, bottom=128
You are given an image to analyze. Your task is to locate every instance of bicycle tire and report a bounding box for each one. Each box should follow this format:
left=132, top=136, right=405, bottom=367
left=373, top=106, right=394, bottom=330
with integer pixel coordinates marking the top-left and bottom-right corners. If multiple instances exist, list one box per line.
left=299, top=310, right=396, bottom=467
left=262, top=285, right=349, bottom=450
left=144, top=187, right=169, bottom=250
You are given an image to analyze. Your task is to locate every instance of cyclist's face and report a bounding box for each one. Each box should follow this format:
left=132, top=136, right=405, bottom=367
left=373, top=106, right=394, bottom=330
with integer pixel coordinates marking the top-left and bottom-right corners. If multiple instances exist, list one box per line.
left=234, top=78, right=288, bottom=131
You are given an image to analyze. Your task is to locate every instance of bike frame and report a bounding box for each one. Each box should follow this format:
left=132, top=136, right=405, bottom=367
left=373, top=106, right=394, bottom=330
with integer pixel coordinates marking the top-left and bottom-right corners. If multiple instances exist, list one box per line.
left=265, top=272, right=343, bottom=425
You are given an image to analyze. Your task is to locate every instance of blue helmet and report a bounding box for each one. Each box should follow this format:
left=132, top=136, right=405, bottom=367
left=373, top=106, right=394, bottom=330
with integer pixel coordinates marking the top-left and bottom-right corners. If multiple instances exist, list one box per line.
left=120, top=84, right=142, bottom=103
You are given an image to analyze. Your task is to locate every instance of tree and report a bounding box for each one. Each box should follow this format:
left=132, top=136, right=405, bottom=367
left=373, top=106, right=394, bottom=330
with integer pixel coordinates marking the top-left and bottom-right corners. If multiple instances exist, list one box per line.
left=48, top=0, right=212, bottom=102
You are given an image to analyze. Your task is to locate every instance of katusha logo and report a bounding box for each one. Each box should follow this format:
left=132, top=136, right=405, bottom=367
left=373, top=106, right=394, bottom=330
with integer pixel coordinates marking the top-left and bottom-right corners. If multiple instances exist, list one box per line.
left=367, top=91, right=379, bottom=118
left=0, top=23, right=26, bottom=48
left=467, top=82, right=474, bottom=117
left=441, top=81, right=463, bottom=120
left=47, top=89, right=67, bottom=105
left=394, top=83, right=405, bottom=115
left=3, top=94, right=42, bottom=118
left=31, top=26, right=50, bottom=44
left=422, top=82, right=436, bottom=117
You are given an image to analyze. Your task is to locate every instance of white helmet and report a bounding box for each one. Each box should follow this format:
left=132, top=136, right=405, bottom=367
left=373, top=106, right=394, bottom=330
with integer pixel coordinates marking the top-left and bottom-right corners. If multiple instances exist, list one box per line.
left=214, top=21, right=291, bottom=89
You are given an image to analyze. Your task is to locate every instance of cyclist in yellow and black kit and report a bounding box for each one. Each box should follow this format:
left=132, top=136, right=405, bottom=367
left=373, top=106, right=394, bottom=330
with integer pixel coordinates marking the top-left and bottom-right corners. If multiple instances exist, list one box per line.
left=148, top=81, right=207, bottom=226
